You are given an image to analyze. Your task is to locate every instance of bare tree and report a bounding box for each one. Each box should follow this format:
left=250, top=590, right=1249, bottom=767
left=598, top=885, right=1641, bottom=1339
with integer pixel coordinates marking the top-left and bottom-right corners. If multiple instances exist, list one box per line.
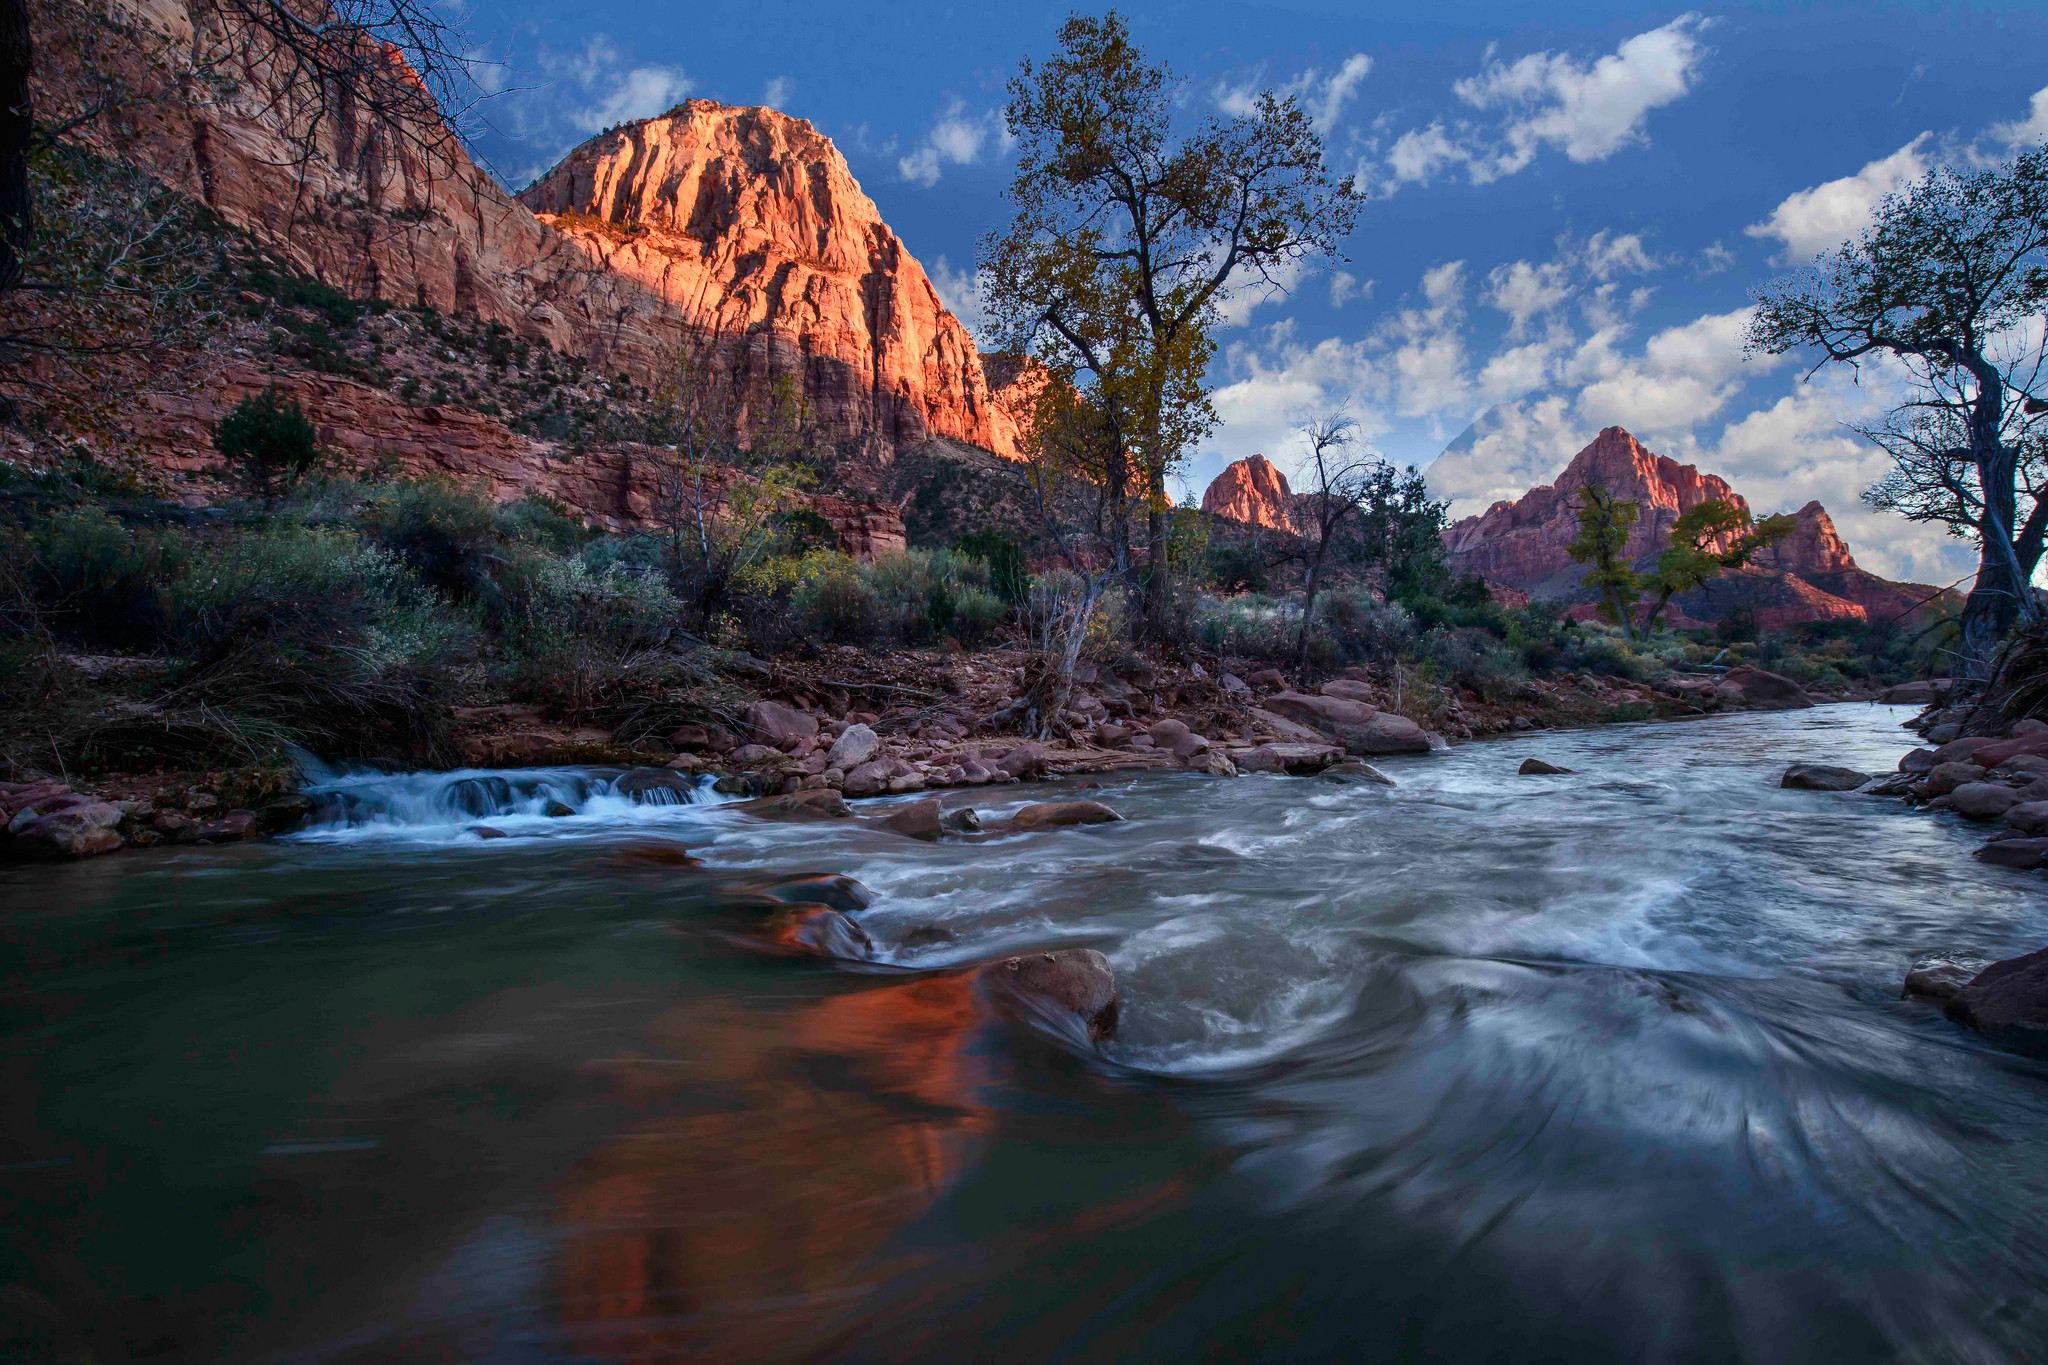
left=1289, top=411, right=1377, bottom=665
left=1747, top=143, right=2048, bottom=679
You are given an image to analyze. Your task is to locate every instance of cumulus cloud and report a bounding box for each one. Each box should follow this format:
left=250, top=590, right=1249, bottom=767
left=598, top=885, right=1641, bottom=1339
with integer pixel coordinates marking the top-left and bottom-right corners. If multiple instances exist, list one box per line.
left=762, top=76, right=793, bottom=110
left=1214, top=53, right=1373, bottom=132
left=1989, top=86, right=2048, bottom=150
left=496, top=36, right=694, bottom=186
left=1385, top=122, right=1468, bottom=186
left=927, top=255, right=991, bottom=342
left=1744, top=134, right=1931, bottom=264
left=1328, top=271, right=1368, bottom=307
left=898, top=100, right=1011, bottom=187
left=1697, top=241, right=1736, bottom=275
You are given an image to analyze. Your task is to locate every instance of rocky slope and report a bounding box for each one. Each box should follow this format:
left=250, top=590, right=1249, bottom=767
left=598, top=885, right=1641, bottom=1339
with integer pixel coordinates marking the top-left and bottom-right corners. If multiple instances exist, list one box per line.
left=520, top=103, right=1025, bottom=459
left=33, top=0, right=1022, bottom=472
left=1438, top=427, right=1943, bottom=628
left=1201, top=455, right=1302, bottom=533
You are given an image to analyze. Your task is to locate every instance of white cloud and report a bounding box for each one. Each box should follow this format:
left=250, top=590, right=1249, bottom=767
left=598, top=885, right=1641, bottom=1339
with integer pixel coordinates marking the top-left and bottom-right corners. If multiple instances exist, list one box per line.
left=1584, top=230, right=1658, bottom=279
left=1328, top=271, right=1367, bottom=307
left=497, top=36, right=695, bottom=186
left=762, top=76, right=793, bottom=110
left=1698, top=241, right=1736, bottom=275
left=1989, top=86, right=2048, bottom=150
left=1744, top=134, right=1930, bottom=264
left=1451, top=14, right=1711, bottom=182
left=1483, top=258, right=1572, bottom=336
left=898, top=100, right=1010, bottom=187
left=1214, top=54, right=1373, bottom=133
left=1385, top=122, right=1468, bottom=186
left=927, top=255, right=990, bottom=342
left=1215, top=258, right=1310, bottom=328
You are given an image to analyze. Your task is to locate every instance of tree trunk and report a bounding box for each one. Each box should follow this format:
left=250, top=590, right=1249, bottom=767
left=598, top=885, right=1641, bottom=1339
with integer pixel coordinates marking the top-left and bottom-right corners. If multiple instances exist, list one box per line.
left=0, top=0, right=30, bottom=296
left=1143, top=471, right=1166, bottom=638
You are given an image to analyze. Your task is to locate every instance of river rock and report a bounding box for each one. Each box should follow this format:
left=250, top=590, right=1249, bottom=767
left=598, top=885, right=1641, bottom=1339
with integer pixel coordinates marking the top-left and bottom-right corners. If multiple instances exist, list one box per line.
left=1781, top=763, right=1869, bottom=791
left=1335, top=713, right=1432, bottom=756
left=995, top=742, right=1047, bottom=779
left=1932, top=736, right=1997, bottom=765
left=1881, top=680, right=1943, bottom=705
left=745, top=700, right=818, bottom=751
left=1246, top=669, right=1287, bottom=692
left=1235, top=743, right=1341, bottom=774
left=1945, top=946, right=2048, bottom=1052
left=881, top=798, right=945, bottom=840
left=1519, top=758, right=1573, bottom=775
left=975, top=948, right=1119, bottom=1043
left=826, top=723, right=880, bottom=770
left=1963, top=734, right=2048, bottom=769
left=1265, top=691, right=1375, bottom=732
left=842, top=759, right=895, bottom=798
left=1976, top=838, right=2048, bottom=869
left=195, top=810, right=259, bottom=843
left=7, top=802, right=125, bottom=859
left=1147, top=719, right=1212, bottom=763
left=732, top=789, right=851, bottom=819
left=1899, top=748, right=1939, bottom=774
left=1950, top=783, right=2022, bottom=821
left=1319, top=679, right=1378, bottom=706
left=1322, top=759, right=1395, bottom=785
left=1903, top=960, right=1982, bottom=1001
left=1185, top=748, right=1237, bottom=776
left=2003, top=801, right=2048, bottom=835
left=1919, top=762, right=1985, bottom=798
left=1006, top=800, right=1122, bottom=831
left=1249, top=709, right=1328, bottom=745
left=469, top=825, right=509, bottom=839
left=615, top=768, right=697, bottom=802
left=1221, top=673, right=1250, bottom=694
left=1719, top=666, right=1813, bottom=710
left=776, top=907, right=874, bottom=962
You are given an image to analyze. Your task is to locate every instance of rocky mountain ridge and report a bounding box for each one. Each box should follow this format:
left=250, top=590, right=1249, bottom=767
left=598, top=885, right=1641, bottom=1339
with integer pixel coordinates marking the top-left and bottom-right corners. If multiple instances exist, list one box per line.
left=1199, top=454, right=1302, bottom=533
left=1439, top=427, right=1941, bottom=629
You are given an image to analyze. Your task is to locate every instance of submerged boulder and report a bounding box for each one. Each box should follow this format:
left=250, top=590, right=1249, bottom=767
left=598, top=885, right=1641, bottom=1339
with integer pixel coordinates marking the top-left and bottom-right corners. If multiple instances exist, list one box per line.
left=1006, top=800, right=1123, bottom=831
left=1976, top=838, right=2048, bottom=869
left=1321, top=760, right=1395, bottom=785
left=1235, top=742, right=1341, bottom=775
left=1781, top=763, right=1868, bottom=791
left=1945, top=946, right=2048, bottom=1053
left=1519, top=758, right=1574, bottom=776
left=732, top=789, right=851, bottom=820
left=975, top=948, right=1119, bottom=1043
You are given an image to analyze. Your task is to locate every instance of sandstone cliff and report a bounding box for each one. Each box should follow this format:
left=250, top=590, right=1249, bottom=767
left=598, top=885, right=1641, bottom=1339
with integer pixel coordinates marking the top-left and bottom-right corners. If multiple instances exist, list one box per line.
left=35, top=1, right=1022, bottom=467
left=1201, top=455, right=1301, bottom=533
left=1440, top=427, right=1941, bottom=629
left=520, top=103, right=1024, bottom=459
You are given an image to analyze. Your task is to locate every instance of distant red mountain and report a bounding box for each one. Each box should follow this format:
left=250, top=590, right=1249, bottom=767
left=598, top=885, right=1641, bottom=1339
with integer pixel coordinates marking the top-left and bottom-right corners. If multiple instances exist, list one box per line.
left=1438, top=427, right=1949, bottom=630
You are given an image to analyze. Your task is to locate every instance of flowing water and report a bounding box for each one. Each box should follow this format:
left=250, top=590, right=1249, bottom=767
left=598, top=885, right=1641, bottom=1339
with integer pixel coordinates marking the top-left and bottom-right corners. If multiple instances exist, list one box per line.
left=4, top=706, right=2048, bottom=1363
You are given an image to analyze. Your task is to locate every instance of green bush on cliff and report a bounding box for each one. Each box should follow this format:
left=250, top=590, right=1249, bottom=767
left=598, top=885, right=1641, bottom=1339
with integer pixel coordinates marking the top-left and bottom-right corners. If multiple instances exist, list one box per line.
left=214, top=390, right=321, bottom=495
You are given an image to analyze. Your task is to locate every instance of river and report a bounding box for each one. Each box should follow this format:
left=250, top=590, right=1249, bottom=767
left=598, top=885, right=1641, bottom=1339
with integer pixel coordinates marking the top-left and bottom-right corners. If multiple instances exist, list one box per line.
left=3, top=705, right=2046, bottom=1362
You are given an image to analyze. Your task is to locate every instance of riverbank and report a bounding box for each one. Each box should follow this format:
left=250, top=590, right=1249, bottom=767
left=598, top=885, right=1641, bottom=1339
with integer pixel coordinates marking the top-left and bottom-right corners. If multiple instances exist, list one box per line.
left=0, top=642, right=1880, bottom=862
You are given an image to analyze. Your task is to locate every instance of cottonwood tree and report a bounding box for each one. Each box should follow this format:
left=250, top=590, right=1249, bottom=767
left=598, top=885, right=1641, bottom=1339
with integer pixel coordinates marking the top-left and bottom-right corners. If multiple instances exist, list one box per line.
left=980, top=11, right=1361, bottom=637
left=1747, top=143, right=2048, bottom=679
left=1638, top=500, right=1796, bottom=634
left=1568, top=485, right=1645, bottom=639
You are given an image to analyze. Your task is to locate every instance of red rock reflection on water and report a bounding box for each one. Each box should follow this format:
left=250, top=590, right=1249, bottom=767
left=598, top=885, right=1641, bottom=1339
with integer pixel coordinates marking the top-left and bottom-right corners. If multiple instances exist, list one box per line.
left=552, top=972, right=988, bottom=1359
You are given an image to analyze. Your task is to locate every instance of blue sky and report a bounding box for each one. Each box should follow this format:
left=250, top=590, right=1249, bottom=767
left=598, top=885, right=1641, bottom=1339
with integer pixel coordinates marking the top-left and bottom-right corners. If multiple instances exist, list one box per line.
left=464, top=2, right=2048, bottom=585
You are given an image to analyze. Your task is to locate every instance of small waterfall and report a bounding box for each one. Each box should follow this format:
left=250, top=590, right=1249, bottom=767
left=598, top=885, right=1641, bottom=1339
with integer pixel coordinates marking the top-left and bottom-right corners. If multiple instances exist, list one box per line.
left=293, top=763, right=723, bottom=837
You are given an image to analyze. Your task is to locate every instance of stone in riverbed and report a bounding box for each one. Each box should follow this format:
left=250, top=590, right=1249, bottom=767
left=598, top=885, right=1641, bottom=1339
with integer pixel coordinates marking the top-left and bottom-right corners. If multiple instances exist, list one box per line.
left=1264, top=691, right=1375, bottom=732
left=1919, top=762, right=1987, bottom=797
left=880, top=798, right=945, bottom=840
left=1319, top=679, right=1378, bottom=706
left=975, top=948, right=1119, bottom=1043
left=1945, top=946, right=2048, bottom=1053
left=1519, top=758, right=1573, bottom=775
left=1932, top=735, right=1997, bottom=765
left=1899, top=748, right=1939, bottom=774
left=1781, top=762, right=1868, bottom=791
left=6, top=801, right=125, bottom=859
left=745, top=700, right=818, bottom=750
left=1976, top=838, right=2048, bottom=869
left=1235, top=743, right=1341, bottom=775
left=1950, top=783, right=2021, bottom=821
left=1005, top=800, right=1122, bottom=831
left=732, top=789, right=851, bottom=819
left=2003, top=801, right=2048, bottom=835
left=826, top=722, right=880, bottom=770
left=1718, top=666, right=1813, bottom=710
left=1321, top=760, right=1395, bottom=785
left=1334, top=713, right=1432, bottom=756
left=1903, top=960, right=1982, bottom=1002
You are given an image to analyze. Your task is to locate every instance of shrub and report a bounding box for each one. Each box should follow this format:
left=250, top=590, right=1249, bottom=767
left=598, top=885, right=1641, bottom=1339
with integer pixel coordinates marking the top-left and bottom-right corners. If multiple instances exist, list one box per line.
left=213, top=389, right=320, bottom=494
left=356, top=477, right=501, bottom=599
left=789, top=552, right=883, bottom=644
left=955, top=529, right=1030, bottom=605
left=15, top=505, right=186, bottom=647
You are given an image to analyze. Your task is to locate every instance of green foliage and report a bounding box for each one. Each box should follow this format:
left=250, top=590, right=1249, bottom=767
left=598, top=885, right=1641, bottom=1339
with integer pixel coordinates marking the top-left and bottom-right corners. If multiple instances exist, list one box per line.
left=954, top=528, right=1031, bottom=605
left=13, top=504, right=186, bottom=647
left=213, top=389, right=320, bottom=494
left=1566, top=484, right=1644, bottom=639
left=1640, top=500, right=1798, bottom=633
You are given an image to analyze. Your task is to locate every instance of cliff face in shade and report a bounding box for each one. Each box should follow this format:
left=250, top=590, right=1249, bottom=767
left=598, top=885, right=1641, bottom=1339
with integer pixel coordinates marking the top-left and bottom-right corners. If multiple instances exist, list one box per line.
left=37, top=4, right=1022, bottom=464
left=1200, top=455, right=1301, bottom=533
left=519, top=103, right=1025, bottom=459
left=1441, top=427, right=1943, bottom=629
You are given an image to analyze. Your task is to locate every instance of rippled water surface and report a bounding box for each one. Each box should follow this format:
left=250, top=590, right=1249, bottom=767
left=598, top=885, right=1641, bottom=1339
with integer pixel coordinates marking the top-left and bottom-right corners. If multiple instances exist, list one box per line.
left=5, top=706, right=2048, bottom=1363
